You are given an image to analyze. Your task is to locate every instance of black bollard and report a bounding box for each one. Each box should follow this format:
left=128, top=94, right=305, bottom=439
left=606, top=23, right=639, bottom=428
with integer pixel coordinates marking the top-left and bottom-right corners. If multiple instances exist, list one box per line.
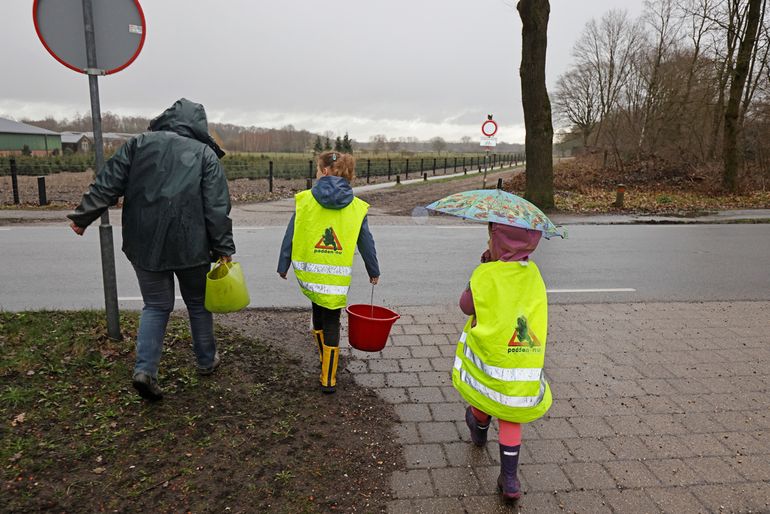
left=37, top=176, right=48, bottom=206
left=10, top=158, right=20, bottom=204
left=268, top=160, right=274, bottom=193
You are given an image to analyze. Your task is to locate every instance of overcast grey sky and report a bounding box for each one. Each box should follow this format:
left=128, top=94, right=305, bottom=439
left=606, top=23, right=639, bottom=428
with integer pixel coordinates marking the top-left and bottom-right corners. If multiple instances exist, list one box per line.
left=2, top=0, right=643, bottom=143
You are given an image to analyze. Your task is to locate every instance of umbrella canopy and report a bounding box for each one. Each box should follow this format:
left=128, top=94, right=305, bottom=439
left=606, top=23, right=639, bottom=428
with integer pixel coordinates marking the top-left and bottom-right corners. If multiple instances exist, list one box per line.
left=425, top=189, right=566, bottom=239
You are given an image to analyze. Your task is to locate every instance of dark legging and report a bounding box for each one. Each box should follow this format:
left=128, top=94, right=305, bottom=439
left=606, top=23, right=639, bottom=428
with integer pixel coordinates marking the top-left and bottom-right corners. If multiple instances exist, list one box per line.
left=312, top=302, right=341, bottom=347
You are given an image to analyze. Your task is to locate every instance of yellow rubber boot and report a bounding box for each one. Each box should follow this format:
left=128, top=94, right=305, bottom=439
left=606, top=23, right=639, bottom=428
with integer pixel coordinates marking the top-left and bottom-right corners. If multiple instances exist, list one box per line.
left=319, top=342, right=339, bottom=394
left=312, top=329, right=324, bottom=364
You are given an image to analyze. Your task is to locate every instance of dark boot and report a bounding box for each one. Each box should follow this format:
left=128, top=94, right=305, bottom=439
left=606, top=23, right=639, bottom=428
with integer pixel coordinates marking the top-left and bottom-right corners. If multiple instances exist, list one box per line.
left=132, top=371, right=163, bottom=402
left=497, top=444, right=521, bottom=501
left=465, top=406, right=490, bottom=447
left=312, top=329, right=324, bottom=364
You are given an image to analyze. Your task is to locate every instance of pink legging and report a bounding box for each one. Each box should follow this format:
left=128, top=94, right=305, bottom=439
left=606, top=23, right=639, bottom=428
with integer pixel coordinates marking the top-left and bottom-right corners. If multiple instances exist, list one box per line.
left=471, top=406, right=521, bottom=446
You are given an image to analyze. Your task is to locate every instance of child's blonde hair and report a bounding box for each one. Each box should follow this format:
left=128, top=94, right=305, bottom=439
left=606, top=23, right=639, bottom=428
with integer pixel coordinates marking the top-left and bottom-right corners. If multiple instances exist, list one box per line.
left=318, top=151, right=356, bottom=182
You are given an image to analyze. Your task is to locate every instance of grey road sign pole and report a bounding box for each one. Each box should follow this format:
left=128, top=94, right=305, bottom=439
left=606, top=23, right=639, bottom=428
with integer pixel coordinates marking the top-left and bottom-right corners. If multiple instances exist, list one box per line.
left=83, top=0, right=121, bottom=340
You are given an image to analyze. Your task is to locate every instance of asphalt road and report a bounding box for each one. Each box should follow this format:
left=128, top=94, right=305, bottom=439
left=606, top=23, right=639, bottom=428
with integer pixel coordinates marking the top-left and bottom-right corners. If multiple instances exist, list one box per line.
left=1, top=222, right=769, bottom=311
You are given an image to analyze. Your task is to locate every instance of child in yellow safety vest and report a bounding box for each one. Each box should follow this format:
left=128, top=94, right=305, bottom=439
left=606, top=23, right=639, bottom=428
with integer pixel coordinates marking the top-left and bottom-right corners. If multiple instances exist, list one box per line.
left=277, top=151, right=380, bottom=393
left=453, top=222, right=551, bottom=501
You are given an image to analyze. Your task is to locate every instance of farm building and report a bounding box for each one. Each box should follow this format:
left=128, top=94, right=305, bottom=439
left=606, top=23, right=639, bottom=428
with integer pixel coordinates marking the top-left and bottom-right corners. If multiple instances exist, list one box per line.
left=0, top=117, right=62, bottom=156
left=61, top=132, right=92, bottom=154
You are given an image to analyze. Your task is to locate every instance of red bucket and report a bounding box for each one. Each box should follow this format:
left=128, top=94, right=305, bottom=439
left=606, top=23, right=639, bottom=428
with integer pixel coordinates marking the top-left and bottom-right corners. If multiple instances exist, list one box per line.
left=346, top=304, right=400, bottom=352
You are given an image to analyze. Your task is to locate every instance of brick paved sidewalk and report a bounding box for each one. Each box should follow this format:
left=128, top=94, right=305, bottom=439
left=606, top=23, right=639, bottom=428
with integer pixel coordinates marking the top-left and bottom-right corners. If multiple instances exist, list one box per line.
left=340, top=301, right=770, bottom=513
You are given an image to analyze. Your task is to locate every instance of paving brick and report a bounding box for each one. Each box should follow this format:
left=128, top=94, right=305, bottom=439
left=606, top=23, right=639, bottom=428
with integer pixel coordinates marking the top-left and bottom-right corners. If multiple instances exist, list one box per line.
left=647, top=487, right=707, bottom=514
left=691, top=482, right=770, bottom=514
left=390, top=469, right=434, bottom=499
left=428, top=402, right=463, bottom=422
left=386, top=499, right=414, bottom=514
left=440, top=386, right=462, bottom=402
left=604, top=460, right=660, bottom=488
left=519, top=463, right=571, bottom=492
left=601, top=489, right=660, bottom=514
left=409, top=497, right=469, bottom=514
left=395, top=404, right=433, bottom=422
left=681, top=456, right=744, bottom=483
left=418, top=371, right=451, bottom=387
left=354, top=373, right=386, bottom=388
left=561, top=462, right=616, bottom=490
left=727, top=455, right=770, bottom=481
left=418, top=421, right=459, bottom=443
left=368, top=359, right=401, bottom=373
left=715, top=431, right=768, bottom=456
left=404, top=444, right=447, bottom=469
left=642, top=414, right=689, bottom=435
left=429, top=467, right=482, bottom=496
left=380, top=346, right=413, bottom=359
left=442, top=441, right=496, bottom=467
left=603, top=415, right=654, bottom=436
left=529, top=417, right=579, bottom=439
left=567, top=416, right=616, bottom=438
left=410, top=345, right=441, bottom=359
left=429, top=357, right=453, bottom=371
left=563, top=437, right=615, bottom=462
left=645, top=458, right=702, bottom=486
left=678, top=432, right=733, bottom=457
left=672, top=412, right=729, bottom=433
left=403, top=324, right=431, bottom=335
left=555, top=490, right=613, bottom=513
left=640, top=434, right=697, bottom=459
left=430, top=324, right=460, bottom=335
left=344, top=359, right=368, bottom=374
left=394, top=422, right=421, bottom=444
left=407, top=386, right=445, bottom=404
left=387, top=372, right=421, bottom=388
left=375, top=387, right=409, bottom=404
left=438, top=344, right=457, bottom=357
left=520, top=439, right=574, bottom=464
left=391, top=335, right=422, bottom=346
left=497, top=491, right=563, bottom=513
left=399, top=358, right=433, bottom=372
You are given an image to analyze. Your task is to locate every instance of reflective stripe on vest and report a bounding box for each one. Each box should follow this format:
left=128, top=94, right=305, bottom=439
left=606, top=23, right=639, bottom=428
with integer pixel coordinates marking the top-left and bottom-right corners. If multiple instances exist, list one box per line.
left=290, top=190, right=369, bottom=309
left=458, top=368, right=547, bottom=408
left=453, top=336, right=543, bottom=382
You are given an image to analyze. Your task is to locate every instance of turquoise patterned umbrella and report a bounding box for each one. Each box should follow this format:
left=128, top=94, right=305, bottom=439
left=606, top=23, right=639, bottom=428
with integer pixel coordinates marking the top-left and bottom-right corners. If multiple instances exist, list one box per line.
left=425, top=189, right=566, bottom=239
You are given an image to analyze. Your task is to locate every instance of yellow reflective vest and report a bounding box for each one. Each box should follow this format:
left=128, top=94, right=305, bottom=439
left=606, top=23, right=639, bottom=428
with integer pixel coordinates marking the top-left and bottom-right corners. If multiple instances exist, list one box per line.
left=291, top=190, right=369, bottom=309
left=452, top=260, right=552, bottom=423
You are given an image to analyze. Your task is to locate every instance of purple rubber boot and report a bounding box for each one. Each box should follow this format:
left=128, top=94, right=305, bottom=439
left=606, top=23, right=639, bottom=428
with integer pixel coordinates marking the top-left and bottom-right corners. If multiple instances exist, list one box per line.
left=465, top=406, right=490, bottom=447
left=497, top=444, right=522, bottom=501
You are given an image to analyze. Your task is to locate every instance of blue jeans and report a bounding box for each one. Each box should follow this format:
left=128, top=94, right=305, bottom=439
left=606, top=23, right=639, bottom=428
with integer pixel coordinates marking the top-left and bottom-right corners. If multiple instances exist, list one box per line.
left=132, top=264, right=216, bottom=378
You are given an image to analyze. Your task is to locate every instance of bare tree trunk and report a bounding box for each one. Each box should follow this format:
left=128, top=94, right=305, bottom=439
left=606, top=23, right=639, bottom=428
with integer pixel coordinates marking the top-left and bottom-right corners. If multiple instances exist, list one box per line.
left=724, top=0, right=763, bottom=191
left=518, top=0, right=554, bottom=209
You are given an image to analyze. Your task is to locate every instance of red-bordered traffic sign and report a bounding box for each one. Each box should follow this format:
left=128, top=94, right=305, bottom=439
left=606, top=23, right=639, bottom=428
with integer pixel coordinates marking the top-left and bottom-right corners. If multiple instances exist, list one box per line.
left=33, top=0, right=146, bottom=75
left=481, top=119, right=498, bottom=137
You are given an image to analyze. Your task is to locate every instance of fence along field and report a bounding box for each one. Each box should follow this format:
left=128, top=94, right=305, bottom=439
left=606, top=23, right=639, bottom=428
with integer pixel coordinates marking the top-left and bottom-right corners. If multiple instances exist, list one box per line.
left=0, top=152, right=521, bottom=181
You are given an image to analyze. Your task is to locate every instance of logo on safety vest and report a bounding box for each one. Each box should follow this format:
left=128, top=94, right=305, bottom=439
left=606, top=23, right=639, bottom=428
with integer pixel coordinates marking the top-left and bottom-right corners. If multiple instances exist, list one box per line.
left=314, top=227, right=343, bottom=254
left=508, top=316, right=542, bottom=353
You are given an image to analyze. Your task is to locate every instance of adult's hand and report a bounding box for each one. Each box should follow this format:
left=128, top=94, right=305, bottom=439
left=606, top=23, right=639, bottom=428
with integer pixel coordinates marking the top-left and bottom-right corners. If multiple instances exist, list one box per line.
left=70, top=222, right=86, bottom=236
left=480, top=249, right=492, bottom=263
left=219, top=255, right=233, bottom=263
left=370, top=276, right=379, bottom=285
left=278, top=272, right=287, bottom=280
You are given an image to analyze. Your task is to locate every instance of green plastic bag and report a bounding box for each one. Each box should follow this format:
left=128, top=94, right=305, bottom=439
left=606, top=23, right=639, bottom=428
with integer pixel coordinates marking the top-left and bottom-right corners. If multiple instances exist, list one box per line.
left=204, top=260, right=250, bottom=313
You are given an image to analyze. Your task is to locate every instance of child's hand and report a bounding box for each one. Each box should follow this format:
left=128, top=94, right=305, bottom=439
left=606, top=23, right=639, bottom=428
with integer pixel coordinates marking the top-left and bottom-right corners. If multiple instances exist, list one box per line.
left=278, top=272, right=287, bottom=280
left=370, top=276, right=379, bottom=285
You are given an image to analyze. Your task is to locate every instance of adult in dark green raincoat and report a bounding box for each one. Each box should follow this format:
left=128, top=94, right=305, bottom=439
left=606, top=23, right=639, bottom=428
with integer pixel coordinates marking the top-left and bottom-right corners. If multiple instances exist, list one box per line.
left=68, top=98, right=235, bottom=401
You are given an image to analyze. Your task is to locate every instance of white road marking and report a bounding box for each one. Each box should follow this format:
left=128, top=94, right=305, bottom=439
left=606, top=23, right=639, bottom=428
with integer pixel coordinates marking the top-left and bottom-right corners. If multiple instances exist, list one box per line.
left=234, top=226, right=266, bottom=230
left=0, top=228, right=11, bottom=231
left=119, top=296, right=184, bottom=301
left=547, top=288, right=636, bottom=293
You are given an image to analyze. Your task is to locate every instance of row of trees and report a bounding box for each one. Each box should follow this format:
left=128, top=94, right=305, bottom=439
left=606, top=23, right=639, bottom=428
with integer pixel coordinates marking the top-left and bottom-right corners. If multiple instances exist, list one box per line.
left=552, top=0, right=769, bottom=191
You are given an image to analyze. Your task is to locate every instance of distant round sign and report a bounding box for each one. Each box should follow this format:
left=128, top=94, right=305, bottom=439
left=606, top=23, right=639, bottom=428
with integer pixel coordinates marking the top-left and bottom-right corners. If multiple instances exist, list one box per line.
left=33, top=0, right=146, bottom=75
left=481, top=119, right=498, bottom=137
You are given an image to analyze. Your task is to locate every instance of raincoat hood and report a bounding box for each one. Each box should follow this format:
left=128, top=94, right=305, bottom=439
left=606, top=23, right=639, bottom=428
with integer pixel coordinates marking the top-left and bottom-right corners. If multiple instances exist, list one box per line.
left=149, top=98, right=225, bottom=158
left=488, top=223, right=541, bottom=262
left=311, top=176, right=353, bottom=209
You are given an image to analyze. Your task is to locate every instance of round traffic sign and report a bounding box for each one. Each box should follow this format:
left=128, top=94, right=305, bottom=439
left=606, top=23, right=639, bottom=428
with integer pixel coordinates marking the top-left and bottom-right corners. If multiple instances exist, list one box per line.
left=33, top=0, right=146, bottom=75
left=481, top=119, right=498, bottom=137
